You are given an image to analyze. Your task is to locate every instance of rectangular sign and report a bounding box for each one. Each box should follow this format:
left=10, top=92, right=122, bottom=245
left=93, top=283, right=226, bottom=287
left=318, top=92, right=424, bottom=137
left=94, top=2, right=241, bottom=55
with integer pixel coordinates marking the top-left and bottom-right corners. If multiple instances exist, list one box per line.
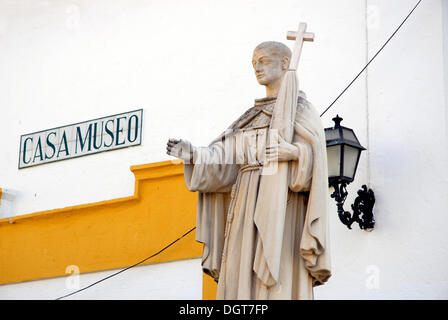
left=18, top=109, right=143, bottom=169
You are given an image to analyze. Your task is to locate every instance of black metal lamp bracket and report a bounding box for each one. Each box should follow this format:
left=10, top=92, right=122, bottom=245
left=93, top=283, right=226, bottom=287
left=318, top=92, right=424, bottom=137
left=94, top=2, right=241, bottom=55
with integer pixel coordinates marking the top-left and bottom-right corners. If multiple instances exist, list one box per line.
left=330, top=181, right=376, bottom=230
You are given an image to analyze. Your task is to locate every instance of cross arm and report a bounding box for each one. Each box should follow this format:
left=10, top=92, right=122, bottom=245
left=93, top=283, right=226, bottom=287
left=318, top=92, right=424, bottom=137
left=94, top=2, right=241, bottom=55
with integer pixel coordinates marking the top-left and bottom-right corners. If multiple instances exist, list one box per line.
left=287, top=31, right=315, bottom=42
left=287, top=22, right=314, bottom=70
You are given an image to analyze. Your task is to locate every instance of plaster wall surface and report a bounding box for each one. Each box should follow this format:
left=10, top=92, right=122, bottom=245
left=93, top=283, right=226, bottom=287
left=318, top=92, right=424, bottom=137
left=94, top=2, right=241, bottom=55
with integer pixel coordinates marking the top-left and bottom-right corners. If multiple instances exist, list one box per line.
left=0, top=0, right=447, bottom=299
left=0, top=258, right=202, bottom=300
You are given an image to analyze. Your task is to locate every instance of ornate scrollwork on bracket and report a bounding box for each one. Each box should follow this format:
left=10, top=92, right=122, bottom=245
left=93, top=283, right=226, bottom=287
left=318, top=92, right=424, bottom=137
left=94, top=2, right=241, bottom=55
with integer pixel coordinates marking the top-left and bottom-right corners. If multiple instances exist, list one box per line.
left=330, top=181, right=376, bottom=231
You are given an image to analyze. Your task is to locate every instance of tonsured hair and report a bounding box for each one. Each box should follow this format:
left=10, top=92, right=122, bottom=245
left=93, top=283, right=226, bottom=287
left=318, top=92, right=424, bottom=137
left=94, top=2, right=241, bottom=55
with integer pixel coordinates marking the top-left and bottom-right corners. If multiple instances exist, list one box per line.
left=254, top=41, right=292, bottom=60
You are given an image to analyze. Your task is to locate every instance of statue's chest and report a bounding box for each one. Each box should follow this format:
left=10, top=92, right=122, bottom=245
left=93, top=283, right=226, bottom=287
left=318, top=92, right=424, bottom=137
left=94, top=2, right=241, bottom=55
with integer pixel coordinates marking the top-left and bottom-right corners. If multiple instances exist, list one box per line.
left=227, top=104, right=274, bottom=165
left=242, top=109, right=272, bottom=130
left=233, top=125, right=270, bottom=166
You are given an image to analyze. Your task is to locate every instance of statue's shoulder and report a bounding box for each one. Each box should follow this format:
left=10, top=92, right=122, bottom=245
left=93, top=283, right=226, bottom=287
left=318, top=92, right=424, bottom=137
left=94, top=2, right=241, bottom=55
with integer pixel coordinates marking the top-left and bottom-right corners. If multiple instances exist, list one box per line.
left=297, top=90, right=310, bottom=107
left=295, top=94, right=320, bottom=123
left=296, top=93, right=311, bottom=115
left=227, top=106, right=260, bottom=130
left=297, top=96, right=310, bottom=109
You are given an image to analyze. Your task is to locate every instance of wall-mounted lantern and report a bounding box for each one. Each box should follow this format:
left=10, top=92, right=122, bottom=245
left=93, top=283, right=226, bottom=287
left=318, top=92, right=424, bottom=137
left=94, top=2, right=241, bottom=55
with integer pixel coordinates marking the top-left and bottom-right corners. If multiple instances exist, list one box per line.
left=325, top=115, right=376, bottom=231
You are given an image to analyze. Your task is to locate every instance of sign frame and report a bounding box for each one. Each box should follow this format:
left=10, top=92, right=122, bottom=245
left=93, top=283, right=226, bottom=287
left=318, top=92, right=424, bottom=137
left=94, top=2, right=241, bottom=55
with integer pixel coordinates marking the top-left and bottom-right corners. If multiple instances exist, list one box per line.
left=18, top=109, right=143, bottom=169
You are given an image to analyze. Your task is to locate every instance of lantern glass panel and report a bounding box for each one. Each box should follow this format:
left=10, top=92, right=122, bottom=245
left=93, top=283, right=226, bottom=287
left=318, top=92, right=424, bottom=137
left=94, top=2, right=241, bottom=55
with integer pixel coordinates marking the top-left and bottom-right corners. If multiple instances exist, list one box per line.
left=343, top=145, right=360, bottom=179
left=342, top=128, right=358, bottom=143
left=325, top=129, right=341, bottom=141
left=327, top=145, right=341, bottom=178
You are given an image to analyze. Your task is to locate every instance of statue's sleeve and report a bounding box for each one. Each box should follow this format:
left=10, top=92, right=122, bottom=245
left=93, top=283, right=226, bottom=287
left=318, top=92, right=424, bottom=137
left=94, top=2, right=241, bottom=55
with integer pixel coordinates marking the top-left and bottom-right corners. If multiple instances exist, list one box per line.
left=183, top=138, right=238, bottom=281
left=183, top=139, right=238, bottom=193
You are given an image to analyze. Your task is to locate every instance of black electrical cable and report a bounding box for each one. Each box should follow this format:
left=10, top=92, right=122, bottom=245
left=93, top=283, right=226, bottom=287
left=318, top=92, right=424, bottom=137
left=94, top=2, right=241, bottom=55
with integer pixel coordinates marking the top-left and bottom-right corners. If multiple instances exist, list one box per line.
left=55, top=0, right=422, bottom=300
left=55, top=226, right=196, bottom=300
left=320, top=0, right=422, bottom=117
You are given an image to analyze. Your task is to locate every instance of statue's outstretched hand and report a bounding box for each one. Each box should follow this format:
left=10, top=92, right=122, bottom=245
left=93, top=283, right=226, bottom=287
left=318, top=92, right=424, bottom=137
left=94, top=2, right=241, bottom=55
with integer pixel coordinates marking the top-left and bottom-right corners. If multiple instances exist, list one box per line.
left=166, top=138, right=194, bottom=163
left=266, top=134, right=299, bottom=163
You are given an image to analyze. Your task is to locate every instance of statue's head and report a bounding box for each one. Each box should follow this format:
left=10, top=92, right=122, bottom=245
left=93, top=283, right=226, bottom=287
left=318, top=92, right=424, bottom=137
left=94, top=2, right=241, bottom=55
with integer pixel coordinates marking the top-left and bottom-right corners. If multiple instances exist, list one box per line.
left=252, top=41, right=291, bottom=86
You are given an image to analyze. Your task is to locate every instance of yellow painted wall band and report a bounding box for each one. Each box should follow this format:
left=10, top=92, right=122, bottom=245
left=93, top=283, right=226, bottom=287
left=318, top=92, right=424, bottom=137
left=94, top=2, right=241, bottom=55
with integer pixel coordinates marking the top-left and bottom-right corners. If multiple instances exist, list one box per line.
left=0, top=161, right=202, bottom=285
left=0, top=160, right=218, bottom=299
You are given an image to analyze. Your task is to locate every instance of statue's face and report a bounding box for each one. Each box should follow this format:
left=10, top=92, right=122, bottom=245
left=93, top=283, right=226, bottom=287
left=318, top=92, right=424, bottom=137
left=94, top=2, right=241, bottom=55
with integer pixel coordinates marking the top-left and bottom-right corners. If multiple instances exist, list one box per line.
left=252, top=48, right=286, bottom=86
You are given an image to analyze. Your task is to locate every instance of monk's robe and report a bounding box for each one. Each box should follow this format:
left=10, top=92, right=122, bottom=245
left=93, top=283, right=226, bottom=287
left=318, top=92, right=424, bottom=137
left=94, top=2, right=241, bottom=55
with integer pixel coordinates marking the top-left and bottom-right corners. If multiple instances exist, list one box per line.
left=184, top=92, right=331, bottom=300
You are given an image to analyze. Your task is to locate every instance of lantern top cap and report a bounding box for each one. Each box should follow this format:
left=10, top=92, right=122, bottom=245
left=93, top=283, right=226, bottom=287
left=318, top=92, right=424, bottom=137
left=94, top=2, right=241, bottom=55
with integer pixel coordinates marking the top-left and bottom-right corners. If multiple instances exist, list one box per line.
left=325, top=115, right=367, bottom=151
left=332, top=115, right=343, bottom=128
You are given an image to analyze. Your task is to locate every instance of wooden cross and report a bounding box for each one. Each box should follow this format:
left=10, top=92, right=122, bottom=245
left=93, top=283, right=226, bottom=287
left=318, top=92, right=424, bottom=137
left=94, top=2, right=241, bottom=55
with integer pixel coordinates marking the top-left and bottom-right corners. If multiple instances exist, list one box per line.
left=287, top=22, right=314, bottom=71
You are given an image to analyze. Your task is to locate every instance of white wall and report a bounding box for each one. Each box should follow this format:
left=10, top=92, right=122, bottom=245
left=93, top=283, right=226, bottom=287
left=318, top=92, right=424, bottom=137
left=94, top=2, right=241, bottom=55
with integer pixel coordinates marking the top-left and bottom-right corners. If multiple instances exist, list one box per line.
left=0, top=0, right=447, bottom=299
left=0, top=258, right=202, bottom=300
left=315, top=0, right=448, bottom=300
left=443, top=0, right=448, bottom=146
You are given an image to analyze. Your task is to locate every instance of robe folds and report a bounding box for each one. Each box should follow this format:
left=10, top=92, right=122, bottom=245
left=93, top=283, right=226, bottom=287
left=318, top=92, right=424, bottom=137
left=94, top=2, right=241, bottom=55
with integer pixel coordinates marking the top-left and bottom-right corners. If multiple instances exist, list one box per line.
left=183, top=92, right=331, bottom=300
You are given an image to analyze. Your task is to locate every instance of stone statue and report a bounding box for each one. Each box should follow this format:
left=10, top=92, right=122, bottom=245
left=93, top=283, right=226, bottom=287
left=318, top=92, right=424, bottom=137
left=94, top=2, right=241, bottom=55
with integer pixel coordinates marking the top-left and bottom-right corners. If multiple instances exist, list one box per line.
left=166, top=32, right=331, bottom=299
